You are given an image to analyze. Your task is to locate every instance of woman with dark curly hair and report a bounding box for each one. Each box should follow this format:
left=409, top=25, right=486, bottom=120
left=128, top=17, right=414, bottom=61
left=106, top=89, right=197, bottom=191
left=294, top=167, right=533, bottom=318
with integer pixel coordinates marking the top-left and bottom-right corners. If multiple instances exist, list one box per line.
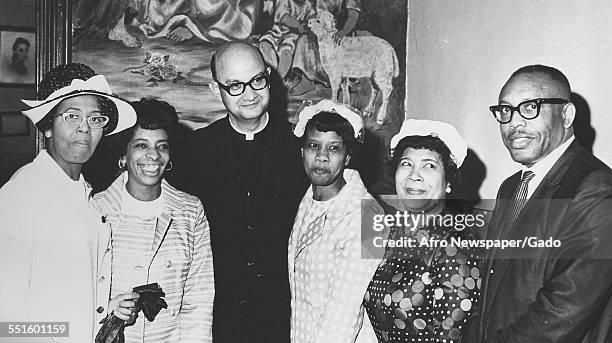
left=93, top=98, right=214, bottom=343
left=361, top=119, right=482, bottom=342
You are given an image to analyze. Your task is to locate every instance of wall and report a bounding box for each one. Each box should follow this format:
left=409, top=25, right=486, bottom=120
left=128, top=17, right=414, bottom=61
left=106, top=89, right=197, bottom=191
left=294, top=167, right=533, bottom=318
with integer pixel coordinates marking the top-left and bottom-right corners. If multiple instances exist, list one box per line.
left=0, top=0, right=36, bottom=185
left=406, top=0, right=612, bottom=206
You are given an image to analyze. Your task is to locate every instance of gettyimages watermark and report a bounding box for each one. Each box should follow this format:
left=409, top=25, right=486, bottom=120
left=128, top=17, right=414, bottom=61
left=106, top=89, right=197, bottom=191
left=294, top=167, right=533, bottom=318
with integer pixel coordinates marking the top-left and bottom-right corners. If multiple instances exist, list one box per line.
left=360, top=198, right=611, bottom=260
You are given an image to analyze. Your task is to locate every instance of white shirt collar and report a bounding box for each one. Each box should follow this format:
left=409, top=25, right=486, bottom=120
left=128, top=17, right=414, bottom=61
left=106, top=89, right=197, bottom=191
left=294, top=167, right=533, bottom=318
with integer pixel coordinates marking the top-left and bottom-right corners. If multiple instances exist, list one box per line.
left=38, top=149, right=91, bottom=197
left=228, top=112, right=269, bottom=140
left=120, top=177, right=164, bottom=218
left=521, top=136, right=575, bottom=198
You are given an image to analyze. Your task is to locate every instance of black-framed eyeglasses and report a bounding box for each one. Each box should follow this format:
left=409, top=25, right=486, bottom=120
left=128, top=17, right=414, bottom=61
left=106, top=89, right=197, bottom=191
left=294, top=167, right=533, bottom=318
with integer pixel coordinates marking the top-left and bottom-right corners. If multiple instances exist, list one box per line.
left=489, top=98, right=568, bottom=124
left=54, top=112, right=110, bottom=129
left=214, top=71, right=270, bottom=96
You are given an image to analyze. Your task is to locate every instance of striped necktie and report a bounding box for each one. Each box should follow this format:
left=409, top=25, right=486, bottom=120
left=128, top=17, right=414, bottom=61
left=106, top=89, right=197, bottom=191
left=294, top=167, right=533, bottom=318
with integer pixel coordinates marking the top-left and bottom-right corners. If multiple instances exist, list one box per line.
left=505, top=171, right=535, bottom=229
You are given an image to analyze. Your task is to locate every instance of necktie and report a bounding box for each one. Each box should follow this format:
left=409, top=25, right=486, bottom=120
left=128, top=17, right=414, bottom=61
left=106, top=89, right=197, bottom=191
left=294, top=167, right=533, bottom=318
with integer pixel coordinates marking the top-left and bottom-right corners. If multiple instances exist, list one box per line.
left=505, top=171, right=535, bottom=230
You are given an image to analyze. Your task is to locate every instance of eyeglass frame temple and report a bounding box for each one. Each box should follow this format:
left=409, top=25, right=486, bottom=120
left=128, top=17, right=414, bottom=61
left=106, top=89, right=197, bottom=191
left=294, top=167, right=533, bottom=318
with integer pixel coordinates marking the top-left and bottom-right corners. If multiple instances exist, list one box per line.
left=489, top=98, right=568, bottom=124
left=213, top=68, right=271, bottom=96
left=55, top=112, right=109, bottom=128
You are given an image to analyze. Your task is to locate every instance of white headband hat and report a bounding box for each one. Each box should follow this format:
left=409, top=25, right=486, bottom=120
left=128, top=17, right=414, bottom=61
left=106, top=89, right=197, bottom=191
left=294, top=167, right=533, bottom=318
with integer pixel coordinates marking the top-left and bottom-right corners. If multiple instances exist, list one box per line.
left=293, top=99, right=364, bottom=140
left=390, top=119, right=468, bottom=168
left=22, top=69, right=136, bottom=136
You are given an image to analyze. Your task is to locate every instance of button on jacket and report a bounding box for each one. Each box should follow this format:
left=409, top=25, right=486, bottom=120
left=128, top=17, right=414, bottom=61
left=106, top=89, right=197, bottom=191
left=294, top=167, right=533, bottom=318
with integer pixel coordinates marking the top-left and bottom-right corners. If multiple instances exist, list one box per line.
left=289, top=169, right=383, bottom=343
left=0, top=150, right=111, bottom=342
left=93, top=173, right=214, bottom=343
left=467, top=141, right=612, bottom=343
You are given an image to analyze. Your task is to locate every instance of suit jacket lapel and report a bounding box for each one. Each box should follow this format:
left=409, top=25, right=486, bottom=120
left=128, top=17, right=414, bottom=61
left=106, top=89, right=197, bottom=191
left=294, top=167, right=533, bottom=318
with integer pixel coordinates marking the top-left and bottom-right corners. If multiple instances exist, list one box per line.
left=481, top=172, right=520, bottom=324
left=481, top=140, right=582, bottom=332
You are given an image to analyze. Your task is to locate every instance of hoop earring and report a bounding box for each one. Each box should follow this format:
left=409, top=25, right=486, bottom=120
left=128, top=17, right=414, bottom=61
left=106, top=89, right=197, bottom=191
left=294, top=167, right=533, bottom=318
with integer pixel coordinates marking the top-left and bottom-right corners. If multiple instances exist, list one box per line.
left=166, top=162, right=173, bottom=171
left=118, top=157, right=126, bottom=170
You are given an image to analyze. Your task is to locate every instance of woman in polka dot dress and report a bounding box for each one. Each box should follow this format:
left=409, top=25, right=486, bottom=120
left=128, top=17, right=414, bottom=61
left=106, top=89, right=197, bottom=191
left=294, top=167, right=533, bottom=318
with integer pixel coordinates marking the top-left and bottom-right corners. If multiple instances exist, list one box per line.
left=363, top=119, right=482, bottom=342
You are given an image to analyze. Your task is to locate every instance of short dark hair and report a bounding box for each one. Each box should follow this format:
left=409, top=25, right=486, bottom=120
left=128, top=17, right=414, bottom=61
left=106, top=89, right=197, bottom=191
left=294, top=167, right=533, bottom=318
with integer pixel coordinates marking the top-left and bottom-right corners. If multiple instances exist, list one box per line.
left=390, top=135, right=459, bottom=187
left=510, top=64, right=571, bottom=98
left=303, top=112, right=357, bottom=154
left=117, top=98, right=178, bottom=155
left=12, top=37, right=30, bottom=51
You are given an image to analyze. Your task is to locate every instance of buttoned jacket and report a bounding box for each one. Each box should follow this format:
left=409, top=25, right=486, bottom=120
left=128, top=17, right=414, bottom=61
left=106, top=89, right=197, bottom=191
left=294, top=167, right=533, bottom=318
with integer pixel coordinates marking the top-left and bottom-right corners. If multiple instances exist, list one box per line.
left=93, top=173, right=214, bottom=343
left=0, top=150, right=111, bottom=342
left=289, top=169, right=383, bottom=343
left=469, top=141, right=612, bottom=343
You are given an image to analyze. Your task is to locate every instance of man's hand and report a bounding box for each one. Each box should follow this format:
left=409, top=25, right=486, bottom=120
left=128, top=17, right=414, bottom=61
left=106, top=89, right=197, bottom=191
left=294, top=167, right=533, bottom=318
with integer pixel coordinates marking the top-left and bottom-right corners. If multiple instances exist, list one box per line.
left=108, top=291, right=140, bottom=321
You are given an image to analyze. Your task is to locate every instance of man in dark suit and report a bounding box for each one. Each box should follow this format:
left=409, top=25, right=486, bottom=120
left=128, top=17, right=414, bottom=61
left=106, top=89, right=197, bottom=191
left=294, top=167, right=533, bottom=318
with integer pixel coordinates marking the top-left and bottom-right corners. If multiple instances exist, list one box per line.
left=468, top=65, right=612, bottom=342
left=168, top=41, right=307, bottom=343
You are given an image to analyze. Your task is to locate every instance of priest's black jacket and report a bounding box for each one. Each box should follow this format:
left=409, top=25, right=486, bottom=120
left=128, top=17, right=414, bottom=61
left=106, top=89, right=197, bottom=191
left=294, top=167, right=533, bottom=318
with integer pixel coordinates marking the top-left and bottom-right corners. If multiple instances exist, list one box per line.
left=168, top=114, right=308, bottom=343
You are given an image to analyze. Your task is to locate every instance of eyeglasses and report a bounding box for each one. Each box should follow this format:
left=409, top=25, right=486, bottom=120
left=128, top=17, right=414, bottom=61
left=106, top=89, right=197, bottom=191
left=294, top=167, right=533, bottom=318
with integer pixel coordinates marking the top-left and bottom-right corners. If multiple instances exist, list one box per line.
left=489, top=98, right=568, bottom=124
left=215, top=71, right=269, bottom=96
left=55, top=112, right=110, bottom=129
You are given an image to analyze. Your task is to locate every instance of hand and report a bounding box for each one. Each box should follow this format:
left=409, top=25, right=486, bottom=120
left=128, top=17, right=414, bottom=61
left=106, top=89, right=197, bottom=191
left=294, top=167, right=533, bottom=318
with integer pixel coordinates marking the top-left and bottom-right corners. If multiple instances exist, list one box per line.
left=109, top=290, right=140, bottom=321
left=333, top=30, right=347, bottom=45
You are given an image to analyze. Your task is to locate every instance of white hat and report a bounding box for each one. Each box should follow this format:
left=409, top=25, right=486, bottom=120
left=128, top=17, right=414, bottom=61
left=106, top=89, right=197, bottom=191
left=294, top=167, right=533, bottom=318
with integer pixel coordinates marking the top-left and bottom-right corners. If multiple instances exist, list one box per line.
left=21, top=63, right=136, bottom=136
left=390, top=119, right=468, bottom=168
left=293, top=99, right=363, bottom=140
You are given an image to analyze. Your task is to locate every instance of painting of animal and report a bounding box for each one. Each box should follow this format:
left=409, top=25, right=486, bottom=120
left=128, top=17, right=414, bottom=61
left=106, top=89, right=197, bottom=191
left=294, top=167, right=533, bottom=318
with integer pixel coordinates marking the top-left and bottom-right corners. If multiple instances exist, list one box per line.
left=308, top=10, right=399, bottom=125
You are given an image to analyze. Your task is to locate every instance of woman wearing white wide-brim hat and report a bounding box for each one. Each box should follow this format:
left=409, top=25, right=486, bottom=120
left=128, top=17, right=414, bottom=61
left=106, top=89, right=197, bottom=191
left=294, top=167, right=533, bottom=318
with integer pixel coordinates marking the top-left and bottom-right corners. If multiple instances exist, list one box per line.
left=0, top=63, right=138, bottom=342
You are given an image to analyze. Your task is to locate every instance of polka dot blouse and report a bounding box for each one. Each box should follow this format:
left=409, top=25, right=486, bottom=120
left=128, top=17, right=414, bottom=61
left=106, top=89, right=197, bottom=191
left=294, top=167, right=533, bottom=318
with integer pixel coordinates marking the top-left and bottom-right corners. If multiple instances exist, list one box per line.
left=364, top=216, right=481, bottom=342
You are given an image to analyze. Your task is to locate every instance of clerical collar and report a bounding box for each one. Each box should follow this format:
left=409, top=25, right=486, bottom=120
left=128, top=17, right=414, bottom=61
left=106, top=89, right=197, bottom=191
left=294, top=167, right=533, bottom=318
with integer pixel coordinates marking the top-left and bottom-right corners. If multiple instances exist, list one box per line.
left=228, top=112, right=270, bottom=140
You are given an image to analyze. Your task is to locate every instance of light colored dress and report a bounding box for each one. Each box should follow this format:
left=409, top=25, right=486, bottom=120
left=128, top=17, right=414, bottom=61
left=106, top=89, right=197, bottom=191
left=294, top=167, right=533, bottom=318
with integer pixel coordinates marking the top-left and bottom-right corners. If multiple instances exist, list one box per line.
left=93, top=172, right=214, bottom=343
left=0, top=150, right=111, bottom=342
left=289, top=169, right=382, bottom=342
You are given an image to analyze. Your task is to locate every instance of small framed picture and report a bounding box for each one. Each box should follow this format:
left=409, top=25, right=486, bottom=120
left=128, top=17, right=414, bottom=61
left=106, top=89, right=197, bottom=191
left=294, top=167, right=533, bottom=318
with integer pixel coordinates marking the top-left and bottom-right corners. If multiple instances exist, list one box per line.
left=0, top=111, right=30, bottom=136
left=0, top=26, right=35, bottom=87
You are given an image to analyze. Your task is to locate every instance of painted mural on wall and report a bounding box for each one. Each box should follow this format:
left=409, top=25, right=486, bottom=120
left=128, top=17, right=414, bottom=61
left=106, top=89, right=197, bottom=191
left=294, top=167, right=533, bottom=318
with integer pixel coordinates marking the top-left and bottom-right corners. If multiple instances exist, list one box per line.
left=73, top=0, right=407, bottom=191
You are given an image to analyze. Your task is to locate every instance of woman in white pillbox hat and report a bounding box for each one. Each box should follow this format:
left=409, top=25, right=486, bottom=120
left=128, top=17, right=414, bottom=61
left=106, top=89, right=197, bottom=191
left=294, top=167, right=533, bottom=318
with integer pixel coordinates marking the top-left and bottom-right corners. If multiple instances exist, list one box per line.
left=0, top=63, right=138, bottom=342
left=361, top=119, right=482, bottom=342
left=288, top=99, right=385, bottom=343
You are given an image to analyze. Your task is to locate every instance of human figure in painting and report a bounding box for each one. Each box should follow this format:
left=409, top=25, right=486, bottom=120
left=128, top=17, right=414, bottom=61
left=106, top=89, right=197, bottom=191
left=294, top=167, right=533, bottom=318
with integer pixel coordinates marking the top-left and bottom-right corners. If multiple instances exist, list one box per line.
left=73, top=0, right=260, bottom=48
left=259, top=0, right=361, bottom=95
left=167, top=41, right=308, bottom=343
left=1, top=37, right=32, bottom=84
left=10, top=37, right=30, bottom=76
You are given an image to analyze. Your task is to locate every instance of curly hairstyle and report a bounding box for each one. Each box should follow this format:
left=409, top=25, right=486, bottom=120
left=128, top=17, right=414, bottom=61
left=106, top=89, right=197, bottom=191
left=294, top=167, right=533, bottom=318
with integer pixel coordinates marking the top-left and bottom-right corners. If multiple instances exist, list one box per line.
left=302, top=111, right=358, bottom=154
left=116, top=98, right=179, bottom=156
left=390, top=135, right=460, bottom=189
